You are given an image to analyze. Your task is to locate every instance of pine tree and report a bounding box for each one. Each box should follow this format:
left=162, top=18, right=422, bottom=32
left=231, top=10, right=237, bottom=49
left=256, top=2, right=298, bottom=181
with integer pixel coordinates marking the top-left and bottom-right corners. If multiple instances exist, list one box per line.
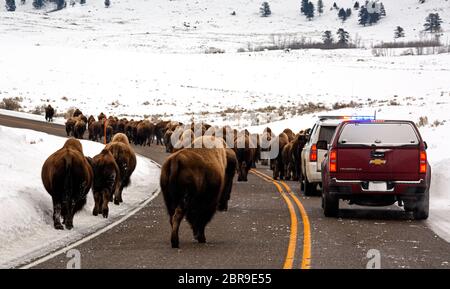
left=322, top=30, right=333, bottom=46
left=358, top=6, right=369, bottom=26
left=424, top=13, right=443, bottom=33
left=333, top=2, right=338, bottom=10
left=56, top=0, right=66, bottom=10
left=105, top=0, right=110, bottom=8
left=317, top=0, right=323, bottom=15
left=369, top=12, right=380, bottom=25
left=346, top=8, right=352, bottom=17
left=394, top=26, right=405, bottom=39
left=32, top=0, right=43, bottom=8
left=80, top=0, right=86, bottom=4
left=338, top=8, right=347, bottom=22
left=301, top=0, right=308, bottom=14
left=354, top=1, right=360, bottom=10
left=305, top=2, right=314, bottom=20
left=337, top=28, right=350, bottom=46
left=380, top=2, right=386, bottom=17
left=20, top=0, right=25, bottom=4
left=5, top=0, right=16, bottom=11
left=260, top=2, right=271, bottom=17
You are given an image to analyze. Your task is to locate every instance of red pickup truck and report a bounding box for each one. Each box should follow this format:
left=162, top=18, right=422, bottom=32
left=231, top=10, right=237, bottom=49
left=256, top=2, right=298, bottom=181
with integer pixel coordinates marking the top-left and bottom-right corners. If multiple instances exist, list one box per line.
left=320, top=120, right=431, bottom=219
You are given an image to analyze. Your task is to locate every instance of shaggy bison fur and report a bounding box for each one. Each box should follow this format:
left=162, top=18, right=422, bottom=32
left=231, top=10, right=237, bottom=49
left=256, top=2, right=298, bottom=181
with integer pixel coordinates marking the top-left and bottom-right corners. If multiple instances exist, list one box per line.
left=41, top=139, right=93, bottom=230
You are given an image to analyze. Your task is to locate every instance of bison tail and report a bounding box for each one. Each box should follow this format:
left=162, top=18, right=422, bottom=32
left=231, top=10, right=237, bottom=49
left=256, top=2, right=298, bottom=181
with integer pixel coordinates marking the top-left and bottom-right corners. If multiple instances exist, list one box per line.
left=64, top=153, right=73, bottom=198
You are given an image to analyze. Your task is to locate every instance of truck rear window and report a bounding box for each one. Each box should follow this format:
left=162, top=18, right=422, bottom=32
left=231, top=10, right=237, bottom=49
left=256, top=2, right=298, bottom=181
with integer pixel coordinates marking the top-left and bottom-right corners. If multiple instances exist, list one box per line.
left=338, top=123, right=419, bottom=146
left=318, top=126, right=337, bottom=143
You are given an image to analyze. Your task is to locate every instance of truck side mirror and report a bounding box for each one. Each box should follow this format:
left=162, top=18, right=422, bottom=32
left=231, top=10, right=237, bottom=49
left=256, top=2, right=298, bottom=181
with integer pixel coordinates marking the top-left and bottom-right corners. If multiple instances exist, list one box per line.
left=316, top=140, right=328, bottom=150
left=424, top=141, right=428, bottom=150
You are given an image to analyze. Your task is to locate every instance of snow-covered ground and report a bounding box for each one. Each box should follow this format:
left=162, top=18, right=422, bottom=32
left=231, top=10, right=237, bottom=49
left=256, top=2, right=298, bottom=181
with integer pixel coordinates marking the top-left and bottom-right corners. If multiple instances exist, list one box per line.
left=1, top=45, right=450, bottom=128
left=1, top=0, right=449, bottom=53
left=0, top=125, right=160, bottom=268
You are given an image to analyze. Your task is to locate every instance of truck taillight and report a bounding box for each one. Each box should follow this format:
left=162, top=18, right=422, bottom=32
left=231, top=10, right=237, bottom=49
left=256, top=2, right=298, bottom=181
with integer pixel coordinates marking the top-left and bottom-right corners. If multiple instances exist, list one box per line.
left=420, top=150, right=427, bottom=173
left=310, top=144, right=317, bottom=162
left=329, top=149, right=337, bottom=172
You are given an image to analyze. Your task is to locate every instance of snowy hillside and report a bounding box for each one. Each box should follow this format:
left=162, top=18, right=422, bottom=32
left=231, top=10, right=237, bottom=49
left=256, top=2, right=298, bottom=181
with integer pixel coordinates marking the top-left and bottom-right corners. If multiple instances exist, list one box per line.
left=0, top=0, right=449, bottom=52
left=0, top=126, right=160, bottom=268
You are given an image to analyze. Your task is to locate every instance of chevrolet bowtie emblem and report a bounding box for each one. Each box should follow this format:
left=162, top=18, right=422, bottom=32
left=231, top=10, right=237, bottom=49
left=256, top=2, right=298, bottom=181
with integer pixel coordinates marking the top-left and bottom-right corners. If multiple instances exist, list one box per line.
left=370, top=159, right=386, bottom=165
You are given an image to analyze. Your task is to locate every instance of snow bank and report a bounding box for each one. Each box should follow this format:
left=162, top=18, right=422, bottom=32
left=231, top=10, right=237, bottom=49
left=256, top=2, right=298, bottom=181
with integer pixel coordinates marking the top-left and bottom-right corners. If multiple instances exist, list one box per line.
left=0, top=125, right=160, bottom=268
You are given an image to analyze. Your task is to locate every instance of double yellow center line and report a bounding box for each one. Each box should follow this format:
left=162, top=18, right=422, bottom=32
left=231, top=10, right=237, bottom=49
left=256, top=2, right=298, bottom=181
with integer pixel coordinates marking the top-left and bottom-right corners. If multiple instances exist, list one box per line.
left=250, top=169, right=311, bottom=269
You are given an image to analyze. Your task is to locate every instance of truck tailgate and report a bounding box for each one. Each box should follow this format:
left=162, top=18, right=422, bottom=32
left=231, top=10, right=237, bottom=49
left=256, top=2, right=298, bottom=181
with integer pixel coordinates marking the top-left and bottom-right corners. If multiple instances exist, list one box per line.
left=336, top=147, right=420, bottom=181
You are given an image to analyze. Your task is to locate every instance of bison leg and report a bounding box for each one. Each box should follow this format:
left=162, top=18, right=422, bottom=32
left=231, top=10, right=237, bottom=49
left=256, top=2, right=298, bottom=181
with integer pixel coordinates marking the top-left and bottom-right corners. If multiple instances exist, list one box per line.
left=114, top=185, right=124, bottom=205
left=171, top=207, right=184, bottom=248
left=93, top=191, right=101, bottom=216
left=52, top=202, right=64, bottom=230
left=102, top=190, right=110, bottom=218
left=64, top=202, right=75, bottom=230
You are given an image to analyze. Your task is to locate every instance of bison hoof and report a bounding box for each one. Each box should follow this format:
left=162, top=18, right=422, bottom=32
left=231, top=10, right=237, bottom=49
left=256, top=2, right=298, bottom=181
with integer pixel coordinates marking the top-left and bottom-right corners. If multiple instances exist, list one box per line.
left=54, top=223, right=64, bottom=230
left=93, top=209, right=98, bottom=216
left=65, top=224, right=73, bottom=230
left=102, top=210, right=109, bottom=218
left=114, top=199, right=120, bottom=205
left=171, top=240, right=179, bottom=248
left=197, top=236, right=206, bottom=243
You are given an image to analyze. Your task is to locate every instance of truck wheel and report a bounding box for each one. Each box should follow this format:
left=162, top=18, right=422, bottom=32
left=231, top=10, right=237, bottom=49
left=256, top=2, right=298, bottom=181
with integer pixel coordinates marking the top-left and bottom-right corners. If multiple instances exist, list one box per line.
left=322, top=189, right=339, bottom=217
left=304, top=176, right=316, bottom=196
left=413, top=188, right=429, bottom=220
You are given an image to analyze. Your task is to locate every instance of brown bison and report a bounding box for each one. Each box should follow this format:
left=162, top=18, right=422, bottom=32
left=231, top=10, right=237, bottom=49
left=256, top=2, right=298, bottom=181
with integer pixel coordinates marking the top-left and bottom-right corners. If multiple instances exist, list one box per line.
left=73, top=108, right=83, bottom=118
left=270, top=132, right=289, bottom=180
left=160, top=136, right=228, bottom=248
left=88, top=120, right=103, bottom=142
left=45, top=105, right=55, bottom=122
left=73, top=119, right=86, bottom=139
left=283, top=128, right=295, bottom=142
left=65, top=117, right=77, bottom=137
left=105, top=133, right=137, bottom=204
left=155, top=120, right=171, bottom=145
left=281, top=142, right=294, bottom=180
left=291, top=132, right=308, bottom=182
left=41, top=139, right=93, bottom=230
left=220, top=148, right=237, bottom=211
left=234, top=134, right=256, bottom=182
left=135, top=120, right=153, bottom=146
left=91, top=149, right=121, bottom=218
left=98, top=112, right=106, bottom=121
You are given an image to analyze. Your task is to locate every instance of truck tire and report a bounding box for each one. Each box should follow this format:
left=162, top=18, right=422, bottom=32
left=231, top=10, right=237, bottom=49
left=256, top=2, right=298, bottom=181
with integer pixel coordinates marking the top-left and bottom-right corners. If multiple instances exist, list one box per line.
left=413, top=188, right=429, bottom=220
left=322, top=189, right=339, bottom=217
left=303, top=176, right=316, bottom=196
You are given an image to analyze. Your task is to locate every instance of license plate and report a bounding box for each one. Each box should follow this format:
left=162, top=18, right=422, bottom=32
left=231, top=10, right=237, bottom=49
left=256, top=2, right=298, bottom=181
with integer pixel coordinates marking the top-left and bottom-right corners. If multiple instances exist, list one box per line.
left=368, top=182, right=388, bottom=191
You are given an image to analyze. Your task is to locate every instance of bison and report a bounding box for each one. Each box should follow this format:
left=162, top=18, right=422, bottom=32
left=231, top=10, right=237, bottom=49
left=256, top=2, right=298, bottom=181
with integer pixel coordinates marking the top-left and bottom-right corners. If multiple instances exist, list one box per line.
left=105, top=133, right=137, bottom=204
left=281, top=141, right=294, bottom=180
left=45, top=105, right=55, bottom=122
left=91, top=149, right=121, bottom=218
left=159, top=136, right=228, bottom=248
left=73, top=119, right=86, bottom=139
left=41, top=138, right=93, bottom=230
left=270, top=132, right=289, bottom=180
left=73, top=108, right=83, bottom=118
left=234, top=134, right=256, bottom=182
left=291, top=132, right=308, bottom=182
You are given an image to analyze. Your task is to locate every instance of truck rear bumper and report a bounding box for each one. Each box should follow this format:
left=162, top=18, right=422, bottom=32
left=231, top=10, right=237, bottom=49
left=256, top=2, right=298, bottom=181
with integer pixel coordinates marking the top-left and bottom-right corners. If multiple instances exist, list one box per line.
left=329, top=178, right=427, bottom=198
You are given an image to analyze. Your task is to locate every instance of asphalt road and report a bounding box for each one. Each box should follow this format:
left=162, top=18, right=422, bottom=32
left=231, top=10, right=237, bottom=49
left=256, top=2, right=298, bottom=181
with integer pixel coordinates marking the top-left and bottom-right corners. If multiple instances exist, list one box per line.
left=1, top=113, right=449, bottom=269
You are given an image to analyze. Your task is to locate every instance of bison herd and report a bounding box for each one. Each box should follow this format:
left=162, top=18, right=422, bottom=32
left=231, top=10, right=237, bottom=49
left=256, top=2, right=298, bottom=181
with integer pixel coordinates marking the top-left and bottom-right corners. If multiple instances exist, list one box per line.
left=157, top=121, right=311, bottom=248
left=41, top=131, right=136, bottom=230
left=45, top=108, right=311, bottom=248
